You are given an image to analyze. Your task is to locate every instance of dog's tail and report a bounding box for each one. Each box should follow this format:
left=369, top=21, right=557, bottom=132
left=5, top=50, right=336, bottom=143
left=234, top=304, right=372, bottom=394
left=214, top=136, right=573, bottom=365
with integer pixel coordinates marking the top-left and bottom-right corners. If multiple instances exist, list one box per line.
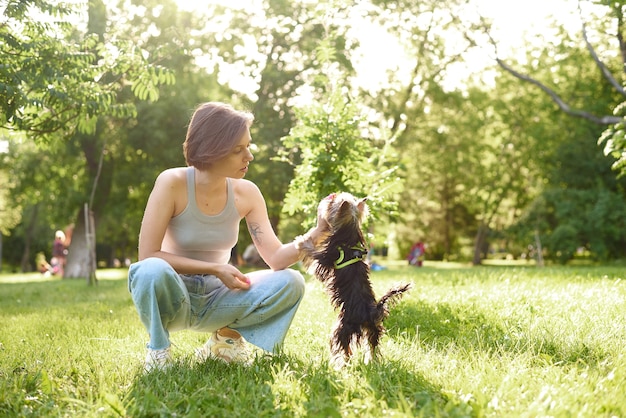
left=376, top=283, right=412, bottom=318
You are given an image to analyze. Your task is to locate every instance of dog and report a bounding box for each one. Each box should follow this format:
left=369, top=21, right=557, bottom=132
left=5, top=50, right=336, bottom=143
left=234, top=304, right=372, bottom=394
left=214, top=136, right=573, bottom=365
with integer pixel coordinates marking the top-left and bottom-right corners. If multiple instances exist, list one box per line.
left=300, top=192, right=412, bottom=367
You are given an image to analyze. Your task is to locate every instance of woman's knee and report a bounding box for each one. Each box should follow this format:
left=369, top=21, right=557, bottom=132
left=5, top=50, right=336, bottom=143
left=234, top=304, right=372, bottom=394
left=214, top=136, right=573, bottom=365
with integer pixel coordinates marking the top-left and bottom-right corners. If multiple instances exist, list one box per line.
left=278, top=268, right=306, bottom=302
left=128, top=257, right=176, bottom=294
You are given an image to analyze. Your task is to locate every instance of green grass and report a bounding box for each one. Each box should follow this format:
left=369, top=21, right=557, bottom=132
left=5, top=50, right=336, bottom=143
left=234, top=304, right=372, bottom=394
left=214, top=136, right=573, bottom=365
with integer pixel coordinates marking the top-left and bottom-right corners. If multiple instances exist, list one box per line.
left=0, top=263, right=625, bottom=417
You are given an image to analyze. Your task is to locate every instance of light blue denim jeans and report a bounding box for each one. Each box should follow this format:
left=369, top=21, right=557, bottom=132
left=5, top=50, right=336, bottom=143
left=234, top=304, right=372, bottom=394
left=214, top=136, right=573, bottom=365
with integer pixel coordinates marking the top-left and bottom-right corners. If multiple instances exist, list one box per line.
left=128, top=257, right=305, bottom=352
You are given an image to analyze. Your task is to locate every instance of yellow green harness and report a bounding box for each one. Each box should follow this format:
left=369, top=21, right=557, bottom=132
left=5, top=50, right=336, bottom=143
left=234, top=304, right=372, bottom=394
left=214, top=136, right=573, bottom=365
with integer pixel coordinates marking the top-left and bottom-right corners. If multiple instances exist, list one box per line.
left=334, top=243, right=368, bottom=269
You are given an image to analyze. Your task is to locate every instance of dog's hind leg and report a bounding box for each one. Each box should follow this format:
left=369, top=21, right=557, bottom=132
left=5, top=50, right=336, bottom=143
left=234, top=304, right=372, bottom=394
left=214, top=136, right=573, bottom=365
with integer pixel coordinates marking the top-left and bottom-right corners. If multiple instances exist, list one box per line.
left=330, top=320, right=359, bottom=367
left=362, top=324, right=383, bottom=364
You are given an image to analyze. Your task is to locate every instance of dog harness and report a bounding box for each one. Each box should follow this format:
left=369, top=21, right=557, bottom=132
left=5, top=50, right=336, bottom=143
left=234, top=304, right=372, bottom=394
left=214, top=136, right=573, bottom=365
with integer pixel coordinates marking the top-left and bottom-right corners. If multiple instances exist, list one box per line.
left=334, top=243, right=368, bottom=269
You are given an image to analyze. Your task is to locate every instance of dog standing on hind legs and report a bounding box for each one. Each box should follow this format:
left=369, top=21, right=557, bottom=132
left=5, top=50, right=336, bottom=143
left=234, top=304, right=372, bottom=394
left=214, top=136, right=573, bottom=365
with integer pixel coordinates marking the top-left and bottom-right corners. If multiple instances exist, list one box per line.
left=296, top=192, right=412, bottom=367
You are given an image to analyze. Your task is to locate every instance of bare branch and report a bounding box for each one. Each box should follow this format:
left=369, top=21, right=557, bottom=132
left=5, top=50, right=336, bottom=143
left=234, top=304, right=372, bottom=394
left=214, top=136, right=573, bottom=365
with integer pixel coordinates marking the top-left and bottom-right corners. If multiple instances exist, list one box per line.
left=605, top=0, right=626, bottom=72
left=495, top=58, right=622, bottom=125
left=480, top=5, right=623, bottom=127
left=578, top=0, right=626, bottom=97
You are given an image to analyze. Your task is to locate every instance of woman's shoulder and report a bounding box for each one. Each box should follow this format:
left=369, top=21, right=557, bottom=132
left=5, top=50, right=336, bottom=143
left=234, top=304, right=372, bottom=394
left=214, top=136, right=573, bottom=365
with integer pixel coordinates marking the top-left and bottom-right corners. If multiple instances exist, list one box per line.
left=231, top=178, right=264, bottom=215
left=155, top=167, right=189, bottom=184
left=231, top=178, right=261, bottom=194
left=231, top=178, right=264, bottom=206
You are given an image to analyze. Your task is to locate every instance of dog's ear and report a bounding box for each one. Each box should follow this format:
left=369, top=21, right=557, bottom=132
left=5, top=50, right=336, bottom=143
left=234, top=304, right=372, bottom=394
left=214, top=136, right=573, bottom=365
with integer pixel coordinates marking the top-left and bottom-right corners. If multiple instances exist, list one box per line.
left=357, top=198, right=369, bottom=220
left=338, top=200, right=353, bottom=215
left=333, top=199, right=356, bottom=226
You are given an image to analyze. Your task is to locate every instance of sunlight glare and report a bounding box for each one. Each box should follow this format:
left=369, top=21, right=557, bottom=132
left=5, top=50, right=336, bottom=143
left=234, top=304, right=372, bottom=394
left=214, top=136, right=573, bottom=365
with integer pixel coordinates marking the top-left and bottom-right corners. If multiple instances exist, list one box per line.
left=171, top=0, right=581, bottom=93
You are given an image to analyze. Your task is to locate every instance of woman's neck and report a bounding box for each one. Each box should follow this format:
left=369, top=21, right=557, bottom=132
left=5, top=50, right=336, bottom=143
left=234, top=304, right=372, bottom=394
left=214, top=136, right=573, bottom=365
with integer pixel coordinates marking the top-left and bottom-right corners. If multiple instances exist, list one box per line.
left=194, top=167, right=226, bottom=190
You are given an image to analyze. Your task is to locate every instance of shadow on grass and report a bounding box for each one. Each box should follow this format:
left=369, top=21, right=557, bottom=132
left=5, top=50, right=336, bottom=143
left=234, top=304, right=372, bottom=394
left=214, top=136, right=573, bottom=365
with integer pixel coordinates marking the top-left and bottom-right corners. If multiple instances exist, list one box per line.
left=386, top=299, right=610, bottom=367
left=124, top=353, right=471, bottom=417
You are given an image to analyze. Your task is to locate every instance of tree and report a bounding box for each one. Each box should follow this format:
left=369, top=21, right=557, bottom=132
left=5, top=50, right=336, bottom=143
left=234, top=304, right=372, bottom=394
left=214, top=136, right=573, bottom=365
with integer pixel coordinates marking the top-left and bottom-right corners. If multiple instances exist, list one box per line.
left=499, top=37, right=626, bottom=262
left=0, top=133, right=76, bottom=272
left=358, top=0, right=490, bottom=259
left=511, top=122, right=626, bottom=263
left=478, top=0, right=626, bottom=176
left=195, top=0, right=357, bottom=240
left=1, top=0, right=172, bottom=137
left=280, top=23, right=401, bottom=236
left=0, top=0, right=173, bottom=277
left=101, top=0, right=234, bottom=264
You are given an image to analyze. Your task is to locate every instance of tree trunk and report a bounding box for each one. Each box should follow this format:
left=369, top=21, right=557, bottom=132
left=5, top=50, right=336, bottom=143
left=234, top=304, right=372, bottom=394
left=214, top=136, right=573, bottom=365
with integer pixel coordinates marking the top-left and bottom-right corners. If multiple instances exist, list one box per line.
left=472, top=223, right=489, bottom=266
left=62, top=0, right=107, bottom=282
left=64, top=206, right=96, bottom=281
left=20, top=204, right=39, bottom=272
left=442, top=178, right=453, bottom=260
left=534, top=230, right=544, bottom=267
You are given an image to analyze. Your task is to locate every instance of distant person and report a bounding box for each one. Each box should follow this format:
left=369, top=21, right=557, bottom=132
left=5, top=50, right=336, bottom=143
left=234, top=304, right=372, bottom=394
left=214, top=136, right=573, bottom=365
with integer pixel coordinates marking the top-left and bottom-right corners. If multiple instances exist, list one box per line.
left=127, top=102, right=328, bottom=371
left=52, top=230, right=67, bottom=276
left=49, top=257, right=61, bottom=275
left=407, top=241, right=425, bottom=267
left=63, top=223, right=74, bottom=247
left=36, top=252, right=61, bottom=277
left=36, top=252, right=52, bottom=275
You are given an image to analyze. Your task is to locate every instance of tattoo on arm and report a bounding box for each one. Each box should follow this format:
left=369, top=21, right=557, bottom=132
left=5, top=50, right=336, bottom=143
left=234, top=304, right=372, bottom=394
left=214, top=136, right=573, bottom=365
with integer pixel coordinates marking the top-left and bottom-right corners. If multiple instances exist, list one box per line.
left=248, top=222, right=263, bottom=245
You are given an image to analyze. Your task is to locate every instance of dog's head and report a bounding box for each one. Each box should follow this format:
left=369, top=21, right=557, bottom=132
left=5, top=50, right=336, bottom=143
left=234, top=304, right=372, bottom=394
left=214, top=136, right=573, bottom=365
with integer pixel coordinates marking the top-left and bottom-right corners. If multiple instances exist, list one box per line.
left=304, top=192, right=369, bottom=275
left=317, top=192, right=368, bottom=232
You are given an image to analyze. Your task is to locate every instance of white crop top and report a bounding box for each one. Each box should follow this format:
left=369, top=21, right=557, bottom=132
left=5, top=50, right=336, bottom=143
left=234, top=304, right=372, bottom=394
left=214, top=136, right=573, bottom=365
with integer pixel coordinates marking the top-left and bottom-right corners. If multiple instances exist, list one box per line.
left=161, top=167, right=240, bottom=263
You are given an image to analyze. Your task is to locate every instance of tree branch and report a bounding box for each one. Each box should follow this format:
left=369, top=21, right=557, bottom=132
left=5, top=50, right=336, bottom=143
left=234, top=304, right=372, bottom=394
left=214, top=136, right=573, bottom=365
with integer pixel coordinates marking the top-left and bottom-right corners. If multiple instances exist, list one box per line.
left=476, top=6, right=624, bottom=126
left=605, top=0, right=626, bottom=73
left=495, top=58, right=622, bottom=125
left=578, top=0, right=626, bottom=97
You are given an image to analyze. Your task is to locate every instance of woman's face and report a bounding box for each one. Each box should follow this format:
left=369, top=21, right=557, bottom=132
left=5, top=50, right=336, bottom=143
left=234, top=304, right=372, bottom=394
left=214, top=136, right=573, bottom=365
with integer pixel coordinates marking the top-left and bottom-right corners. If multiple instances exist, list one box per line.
left=209, top=128, right=254, bottom=179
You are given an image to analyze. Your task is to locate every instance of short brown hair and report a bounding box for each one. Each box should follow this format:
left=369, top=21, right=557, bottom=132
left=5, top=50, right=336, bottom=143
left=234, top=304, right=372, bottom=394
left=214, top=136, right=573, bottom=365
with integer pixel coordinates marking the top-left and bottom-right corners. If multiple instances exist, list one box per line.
left=183, top=102, right=254, bottom=170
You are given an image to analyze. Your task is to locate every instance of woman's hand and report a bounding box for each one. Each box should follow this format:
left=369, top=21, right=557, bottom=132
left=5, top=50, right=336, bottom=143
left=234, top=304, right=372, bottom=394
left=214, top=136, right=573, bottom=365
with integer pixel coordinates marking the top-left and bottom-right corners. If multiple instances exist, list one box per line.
left=215, top=264, right=251, bottom=290
left=309, top=204, right=330, bottom=244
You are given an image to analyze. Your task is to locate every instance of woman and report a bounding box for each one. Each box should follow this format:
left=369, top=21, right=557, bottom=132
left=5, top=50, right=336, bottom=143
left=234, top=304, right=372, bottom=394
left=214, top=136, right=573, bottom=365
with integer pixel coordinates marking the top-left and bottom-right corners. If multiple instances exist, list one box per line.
left=52, top=230, right=67, bottom=277
left=128, top=102, right=325, bottom=371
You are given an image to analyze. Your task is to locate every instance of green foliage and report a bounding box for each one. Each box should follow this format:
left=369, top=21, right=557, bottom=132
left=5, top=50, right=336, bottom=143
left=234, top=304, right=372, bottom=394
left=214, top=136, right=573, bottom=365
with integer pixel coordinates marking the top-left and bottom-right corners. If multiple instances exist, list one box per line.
left=88, top=0, right=230, bottom=262
left=0, top=0, right=213, bottom=269
left=2, top=0, right=626, bottom=269
left=281, top=87, right=401, bottom=228
left=599, top=105, right=626, bottom=177
left=495, top=17, right=626, bottom=263
left=0, top=131, right=80, bottom=268
left=207, top=0, right=357, bottom=234
left=0, top=145, right=21, bottom=235
left=510, top=103, right=626, bottom=263
left=280, top=22, right=401, bottom=230
left=513, top=187, right=626, bottom=263
left=595, top=0, right=626, bottom=177
left=355, top=0, right=521, bottom=260
left=546, top=223, right=579, bottom=264
left=0, top=0, right=174, bottom=138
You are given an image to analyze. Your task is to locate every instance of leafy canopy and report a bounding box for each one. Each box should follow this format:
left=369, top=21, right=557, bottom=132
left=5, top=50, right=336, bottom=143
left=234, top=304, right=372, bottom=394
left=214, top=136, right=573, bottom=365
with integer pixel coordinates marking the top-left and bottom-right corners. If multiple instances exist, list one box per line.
left=280, top=33, right=401, bottom=228
left=0, top=0, right=174, bottom=139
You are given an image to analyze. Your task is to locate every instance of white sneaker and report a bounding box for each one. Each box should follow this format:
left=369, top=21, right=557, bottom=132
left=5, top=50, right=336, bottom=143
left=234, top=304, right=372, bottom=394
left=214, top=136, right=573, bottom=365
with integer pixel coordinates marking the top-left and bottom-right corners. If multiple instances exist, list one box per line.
left=144, top=346, right=171, bottom=371
left=195, top=328, right=250, bottom=364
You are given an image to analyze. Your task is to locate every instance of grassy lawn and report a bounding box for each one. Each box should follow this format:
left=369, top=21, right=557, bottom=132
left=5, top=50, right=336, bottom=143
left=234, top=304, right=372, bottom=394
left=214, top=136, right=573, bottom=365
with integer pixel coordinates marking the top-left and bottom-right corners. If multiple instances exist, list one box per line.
left=0, top=262, right=625, bottom=417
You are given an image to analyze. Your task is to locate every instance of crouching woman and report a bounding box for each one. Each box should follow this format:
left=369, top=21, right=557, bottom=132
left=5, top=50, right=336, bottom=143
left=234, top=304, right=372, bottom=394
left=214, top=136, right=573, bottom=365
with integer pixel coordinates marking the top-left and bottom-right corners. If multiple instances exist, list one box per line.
left=128, top=102, right=325, bottom=370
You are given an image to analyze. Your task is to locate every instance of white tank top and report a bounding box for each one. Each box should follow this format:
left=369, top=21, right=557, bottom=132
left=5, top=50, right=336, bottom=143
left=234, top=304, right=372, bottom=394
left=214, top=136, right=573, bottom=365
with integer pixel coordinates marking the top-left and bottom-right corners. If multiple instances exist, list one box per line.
left=161, top=167, right=240, bottom=263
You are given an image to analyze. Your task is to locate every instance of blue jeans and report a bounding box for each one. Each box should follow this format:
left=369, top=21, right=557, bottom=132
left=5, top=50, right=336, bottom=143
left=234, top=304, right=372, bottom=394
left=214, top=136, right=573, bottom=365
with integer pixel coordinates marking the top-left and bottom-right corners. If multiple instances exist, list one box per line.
left=128, top=257, right=305, bottom=352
